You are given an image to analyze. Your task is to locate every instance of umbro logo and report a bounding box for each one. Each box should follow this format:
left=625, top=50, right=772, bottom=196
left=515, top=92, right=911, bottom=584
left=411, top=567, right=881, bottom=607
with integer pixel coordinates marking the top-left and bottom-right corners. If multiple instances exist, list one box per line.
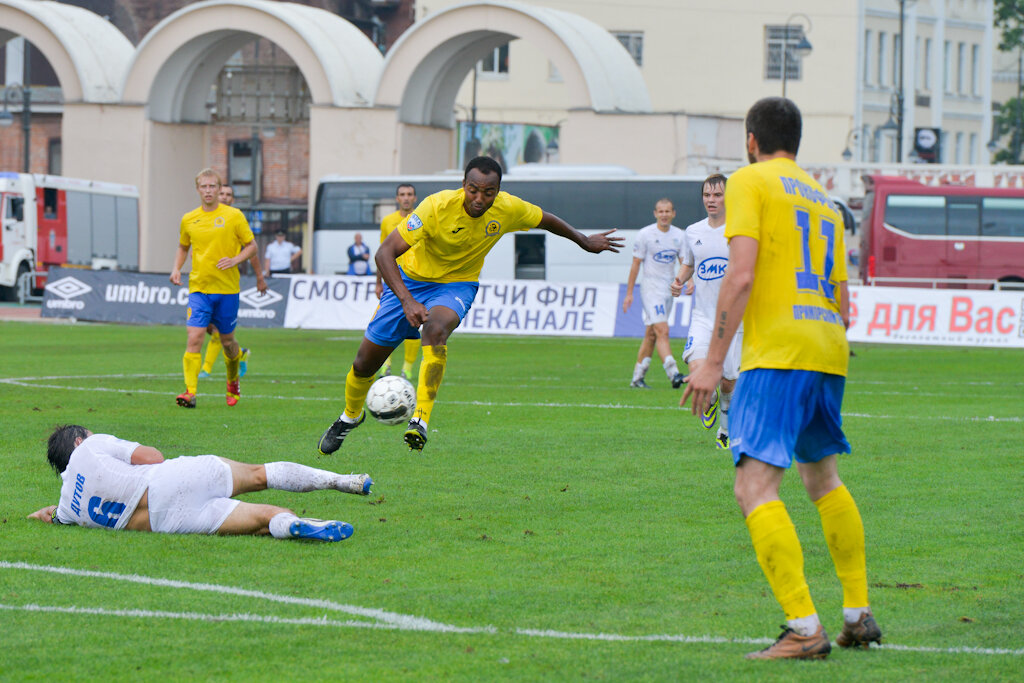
left=44, top=276, right=92, bottom=299
left=240, top=287, right=283, bottom=308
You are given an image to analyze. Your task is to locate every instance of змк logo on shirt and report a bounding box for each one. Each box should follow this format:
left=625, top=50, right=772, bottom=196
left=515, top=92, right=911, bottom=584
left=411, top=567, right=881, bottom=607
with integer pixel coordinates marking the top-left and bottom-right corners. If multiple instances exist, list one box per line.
left=697, top=257, right=728, bottom=281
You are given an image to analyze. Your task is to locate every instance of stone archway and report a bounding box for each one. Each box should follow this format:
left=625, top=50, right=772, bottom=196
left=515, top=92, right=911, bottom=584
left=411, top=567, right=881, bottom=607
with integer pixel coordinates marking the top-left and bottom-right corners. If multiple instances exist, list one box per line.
left=373, top=0, right=652, bottom=172
left=117, top=0, right=383, bottom=271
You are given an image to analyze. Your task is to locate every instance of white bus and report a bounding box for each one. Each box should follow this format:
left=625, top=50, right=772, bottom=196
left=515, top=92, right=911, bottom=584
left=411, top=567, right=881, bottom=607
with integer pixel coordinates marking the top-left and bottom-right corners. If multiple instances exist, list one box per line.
left=312, top=168, right=708, bottom=283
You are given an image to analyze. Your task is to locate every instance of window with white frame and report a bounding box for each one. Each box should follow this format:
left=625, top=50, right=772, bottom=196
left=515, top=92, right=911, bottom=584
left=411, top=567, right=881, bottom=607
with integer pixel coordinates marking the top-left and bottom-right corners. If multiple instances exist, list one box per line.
left=864, top=30, right=874, bottom=86
left=971, top=44, right=980, bottom=96
left=944, top=40, right=952, bottom=93
left=957, top=42, right=965, bottom=94
left=955, top=132, right=964, bottom=163
left=923, top=38, right=932, bottom=91
left=479, top=44, right=509, bottom=76
left=613, top=32, right=643, bottom=66
left=764, top=25, right=808, bottom=81
left=892, top=33, right=901, bottom=86
left=969, top=133, right=978, bottom=164
left=878, top=32, right=889, bottom=87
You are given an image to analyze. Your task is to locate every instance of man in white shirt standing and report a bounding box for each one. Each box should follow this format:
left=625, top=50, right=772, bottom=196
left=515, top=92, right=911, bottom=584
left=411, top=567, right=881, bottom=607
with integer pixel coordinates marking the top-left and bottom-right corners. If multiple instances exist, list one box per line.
left=623, top=198, right=687, bottom=389
left=671, top=173, right=741, bottom=449
left=264, top=230, right=302, bottom=276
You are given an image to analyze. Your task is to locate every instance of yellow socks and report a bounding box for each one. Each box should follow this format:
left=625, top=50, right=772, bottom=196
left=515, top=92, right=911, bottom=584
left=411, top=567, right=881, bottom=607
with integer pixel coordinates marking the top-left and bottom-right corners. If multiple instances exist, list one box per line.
left=183, top=352, right=201, bottom=394
left=413, top=344, right=446, bottom=425
left=403, top=338, right=421, bottom=378
left=344, top=367, right=374, bottom=420
left=202, top=331, right=222, bottom=372
left=224, top=347, right=241, bottom=383
left=745, top=500, right=816, bottom=621
left=815, top=485, right=869, bottom=609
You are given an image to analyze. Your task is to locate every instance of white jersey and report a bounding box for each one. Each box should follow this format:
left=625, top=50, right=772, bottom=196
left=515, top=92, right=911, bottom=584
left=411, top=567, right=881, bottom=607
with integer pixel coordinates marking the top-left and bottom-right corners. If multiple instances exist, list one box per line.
left=55, top=434, right=157, bottom=530
left=632, top=223, right=685, bottom=294
left=681, top=217, right=731, bottom=324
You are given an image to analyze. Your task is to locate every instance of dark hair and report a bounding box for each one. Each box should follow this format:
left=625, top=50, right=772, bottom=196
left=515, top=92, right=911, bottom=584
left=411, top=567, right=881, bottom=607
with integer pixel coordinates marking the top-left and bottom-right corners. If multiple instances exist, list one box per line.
left=702, top=174, right=727, bottom=192
left=396, top=183, right=416, bottom=195
left=464, top=156, right=502, bottom=184
left=47, top=424, right=88, bottom=475
left=745, top=97, right=801, bottom=156
left=275, top=230, right=286, bottom=236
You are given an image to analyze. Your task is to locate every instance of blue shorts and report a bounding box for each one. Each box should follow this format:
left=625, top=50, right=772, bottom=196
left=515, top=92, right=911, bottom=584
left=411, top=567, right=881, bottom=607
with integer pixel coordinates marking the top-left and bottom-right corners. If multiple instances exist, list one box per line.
left=186, top=292, right=239, bottom=334
left=729, top=368, right=851, bottom=468
left=365, top=271, right=479, bottom=348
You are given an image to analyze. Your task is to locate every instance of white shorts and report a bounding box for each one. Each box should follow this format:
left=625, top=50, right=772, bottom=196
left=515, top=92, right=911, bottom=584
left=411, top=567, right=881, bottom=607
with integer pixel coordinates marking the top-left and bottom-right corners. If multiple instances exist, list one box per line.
left=683, top=317, right=743, bottom=380
left=147, top=455, right=240, bottom=535
left=640, top=287, right=672, bottom=326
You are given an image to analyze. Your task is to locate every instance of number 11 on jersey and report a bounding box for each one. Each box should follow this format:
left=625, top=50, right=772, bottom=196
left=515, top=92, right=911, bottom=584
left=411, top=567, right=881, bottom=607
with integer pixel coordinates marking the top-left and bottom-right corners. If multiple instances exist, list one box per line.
left=794, top=208, right=837, bottom=302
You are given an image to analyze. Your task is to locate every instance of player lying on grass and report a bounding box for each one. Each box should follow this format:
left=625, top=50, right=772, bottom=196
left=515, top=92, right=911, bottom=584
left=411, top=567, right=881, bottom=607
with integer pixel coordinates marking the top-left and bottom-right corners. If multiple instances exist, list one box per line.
left=28, top=425, right=371, bottom=542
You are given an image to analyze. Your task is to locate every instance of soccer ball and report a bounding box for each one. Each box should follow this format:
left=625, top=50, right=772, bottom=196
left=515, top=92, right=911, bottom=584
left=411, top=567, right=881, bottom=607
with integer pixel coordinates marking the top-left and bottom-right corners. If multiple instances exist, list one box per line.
left=365, top=375, right=416, bottom=426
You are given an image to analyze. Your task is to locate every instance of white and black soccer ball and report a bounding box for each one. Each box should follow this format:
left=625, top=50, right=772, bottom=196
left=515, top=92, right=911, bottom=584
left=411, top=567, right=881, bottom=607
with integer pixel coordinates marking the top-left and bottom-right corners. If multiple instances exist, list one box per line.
left=365, top=376, right=416, bottom=426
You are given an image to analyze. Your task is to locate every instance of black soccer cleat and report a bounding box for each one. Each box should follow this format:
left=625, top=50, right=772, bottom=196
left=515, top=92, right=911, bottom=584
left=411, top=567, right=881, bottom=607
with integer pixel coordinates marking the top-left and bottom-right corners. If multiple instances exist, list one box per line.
left=671, top=372, right=689, bottom=389
left=404, top=419, right=427, bottom=451
left=317, top=412, right=365, bottom=455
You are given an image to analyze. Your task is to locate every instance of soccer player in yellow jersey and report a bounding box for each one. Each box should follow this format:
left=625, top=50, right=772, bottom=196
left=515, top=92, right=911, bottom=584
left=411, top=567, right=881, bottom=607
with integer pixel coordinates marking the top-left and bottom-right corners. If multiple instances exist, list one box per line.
left=198, top=183, right=260, bottom=380
left=318, top=156, right=624, bottom=453
left=376, top=183, right=421, bottom=382
left=170, top=169, right=262, bottom=408
left=683, top=98, right=880, bottom=660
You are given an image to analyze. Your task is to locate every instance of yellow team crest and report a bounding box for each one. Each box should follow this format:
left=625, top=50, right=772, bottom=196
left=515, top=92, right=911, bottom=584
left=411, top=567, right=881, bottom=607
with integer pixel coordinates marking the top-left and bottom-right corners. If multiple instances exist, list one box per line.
left=214, top=215, right=226, bottom=227
left=485, top=220, right=501, bottom=236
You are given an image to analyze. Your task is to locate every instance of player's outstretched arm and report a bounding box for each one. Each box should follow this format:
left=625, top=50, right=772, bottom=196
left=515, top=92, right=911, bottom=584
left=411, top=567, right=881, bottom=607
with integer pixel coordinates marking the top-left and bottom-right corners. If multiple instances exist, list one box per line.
left=537, top=212, right=624, bottom=253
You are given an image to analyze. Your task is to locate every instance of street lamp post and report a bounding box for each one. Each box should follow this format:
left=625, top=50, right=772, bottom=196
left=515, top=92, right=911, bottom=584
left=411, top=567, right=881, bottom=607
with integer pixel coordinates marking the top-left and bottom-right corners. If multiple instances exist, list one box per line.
left=895, top=0, right=917, bottom=163
left=781, top=14, right=813, bottom=98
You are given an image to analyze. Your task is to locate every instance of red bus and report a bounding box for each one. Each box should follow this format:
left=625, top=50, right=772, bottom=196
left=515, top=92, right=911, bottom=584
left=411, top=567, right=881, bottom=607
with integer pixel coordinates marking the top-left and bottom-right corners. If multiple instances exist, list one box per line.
left=860, top=174, right=1024, bottom=288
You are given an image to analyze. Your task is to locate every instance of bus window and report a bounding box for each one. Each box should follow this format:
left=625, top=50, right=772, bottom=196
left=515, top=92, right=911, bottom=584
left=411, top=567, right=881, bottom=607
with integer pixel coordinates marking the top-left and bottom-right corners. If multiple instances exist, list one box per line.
left=884, top=195, right=944, bottom=235
left=982, top=197, right=1024, bottom=237
left=946, top=200, right=980, bottom=236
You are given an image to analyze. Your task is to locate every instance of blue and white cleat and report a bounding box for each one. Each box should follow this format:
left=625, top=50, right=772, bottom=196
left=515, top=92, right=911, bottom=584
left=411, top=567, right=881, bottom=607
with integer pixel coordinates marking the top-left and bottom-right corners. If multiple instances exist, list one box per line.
left=289, top=518, right=353, bottom=542
left=336, top=474, right=373, bottom=495
left=198, top=370, right=211, bottom=379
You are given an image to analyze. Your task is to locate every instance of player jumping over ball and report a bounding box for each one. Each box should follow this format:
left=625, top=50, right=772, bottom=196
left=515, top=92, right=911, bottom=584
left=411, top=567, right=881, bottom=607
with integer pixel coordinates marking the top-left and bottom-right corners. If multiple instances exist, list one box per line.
left=317, top=156, right=623, bottom=453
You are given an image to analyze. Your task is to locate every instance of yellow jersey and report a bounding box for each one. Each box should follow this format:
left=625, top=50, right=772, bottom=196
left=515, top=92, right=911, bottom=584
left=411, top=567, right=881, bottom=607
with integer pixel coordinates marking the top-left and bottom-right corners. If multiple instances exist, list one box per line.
left=397, top=189, right=543, bottom=283
left=179, top=204, right=255, bottom=294
left=725, top=157, right=849, bottom=375
left=379, top=210, right=405, bottom=243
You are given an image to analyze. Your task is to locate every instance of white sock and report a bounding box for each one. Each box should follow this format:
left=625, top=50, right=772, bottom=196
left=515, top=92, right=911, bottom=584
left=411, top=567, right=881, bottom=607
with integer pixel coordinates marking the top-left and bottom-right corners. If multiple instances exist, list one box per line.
left=787, top=613, right=821, bottom=637
left=265, top=461, right=348, bottom=493
left=268, top=512, right=298, bottom=539
left=720, top=389, right=733, bottom=433
left=662, top=356, right=679, bottom=379
left=844, top=607, right=870, bottom=623
left=632, top=357, right=651, bottom=382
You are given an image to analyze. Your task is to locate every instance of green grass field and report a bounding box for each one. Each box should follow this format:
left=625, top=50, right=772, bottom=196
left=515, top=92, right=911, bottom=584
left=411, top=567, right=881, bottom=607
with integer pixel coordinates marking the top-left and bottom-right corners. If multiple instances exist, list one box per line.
left=1, top=320, right=1021, bottom=681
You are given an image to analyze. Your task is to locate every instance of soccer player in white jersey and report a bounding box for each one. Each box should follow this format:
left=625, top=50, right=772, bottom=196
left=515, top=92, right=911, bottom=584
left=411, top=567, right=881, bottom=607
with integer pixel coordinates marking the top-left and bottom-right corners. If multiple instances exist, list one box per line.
left=28, top=425, right=372, bottom=542
left=622, top=199, right=687, bottom=389
left=670, top=174, right=741, bottom=448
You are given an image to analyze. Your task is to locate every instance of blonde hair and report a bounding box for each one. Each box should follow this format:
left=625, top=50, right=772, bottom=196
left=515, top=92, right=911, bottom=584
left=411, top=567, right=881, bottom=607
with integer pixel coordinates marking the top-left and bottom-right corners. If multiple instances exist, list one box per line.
left=194, top=168, right=222, bottom=187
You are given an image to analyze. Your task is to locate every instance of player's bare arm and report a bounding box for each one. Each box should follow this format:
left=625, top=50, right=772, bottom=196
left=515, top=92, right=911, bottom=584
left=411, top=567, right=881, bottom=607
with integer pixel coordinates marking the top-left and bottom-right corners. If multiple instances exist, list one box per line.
left=839, top=280, right=850, bottom=329
left=376, top=230, right=427, bottom=326
left=681, top=235, right=757, bottom=414
left=670, top=263, right=695, bottom=297
left=217, top=240, right=257, bottom=271
left=131, top=445, right=165, bottom=465
left=170, top=243, right=191, bottom=285
left=251, top=252, right=267, bottom=295
left=536, top=212, right=624, bottom=253
left=622, top=257, right=642, bottom=312
left=28, top=505, right=58, bottom=522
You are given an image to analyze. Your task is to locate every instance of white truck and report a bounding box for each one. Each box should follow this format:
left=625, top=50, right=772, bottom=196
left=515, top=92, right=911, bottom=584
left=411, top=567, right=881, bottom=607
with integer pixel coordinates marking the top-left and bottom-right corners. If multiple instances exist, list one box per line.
left=0, top=172, right=140, bottom=300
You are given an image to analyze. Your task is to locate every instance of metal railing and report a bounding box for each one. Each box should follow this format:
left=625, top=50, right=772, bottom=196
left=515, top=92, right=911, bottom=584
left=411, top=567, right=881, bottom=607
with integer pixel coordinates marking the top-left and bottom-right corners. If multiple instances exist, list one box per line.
left=16, top=270, right=46, bottom=304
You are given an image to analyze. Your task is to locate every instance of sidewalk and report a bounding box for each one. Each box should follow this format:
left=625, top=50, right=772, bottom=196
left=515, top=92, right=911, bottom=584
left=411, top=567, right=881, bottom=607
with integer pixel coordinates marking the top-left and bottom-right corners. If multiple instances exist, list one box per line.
left=0, top=303, right=44, bottom=321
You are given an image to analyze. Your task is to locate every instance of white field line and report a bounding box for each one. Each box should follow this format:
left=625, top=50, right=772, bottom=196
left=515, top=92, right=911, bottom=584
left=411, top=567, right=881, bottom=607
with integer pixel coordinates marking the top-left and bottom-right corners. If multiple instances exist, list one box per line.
left=2, top=562, right=1021, bottom=657
left=1, top=374, right=1022, bottom=421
